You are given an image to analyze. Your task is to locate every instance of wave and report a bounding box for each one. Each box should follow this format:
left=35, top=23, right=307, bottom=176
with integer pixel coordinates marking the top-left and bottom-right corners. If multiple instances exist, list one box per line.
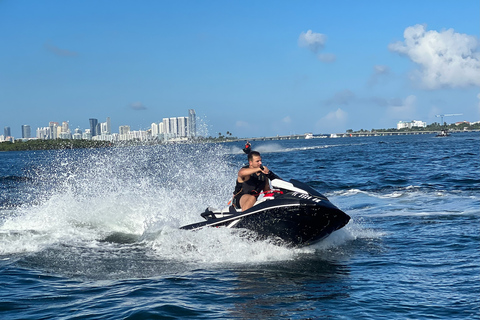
left=0, top=176, right=33, bottom=182
left=0, top=144, right=367, bottom=264
left=225, top=141, right=368, bottom=156
left=328, top=185, right=479, bottom=221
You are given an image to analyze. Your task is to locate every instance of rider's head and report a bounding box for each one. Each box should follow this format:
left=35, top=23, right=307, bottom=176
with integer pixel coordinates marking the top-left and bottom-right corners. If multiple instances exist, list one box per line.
left=248, top=151, right=262, bottom=168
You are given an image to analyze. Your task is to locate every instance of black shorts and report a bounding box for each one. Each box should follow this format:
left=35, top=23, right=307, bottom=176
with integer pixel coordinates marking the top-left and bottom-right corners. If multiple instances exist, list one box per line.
left=232, top=193, right=243, bottom=209
left=232, top=192, right=259, bottom=209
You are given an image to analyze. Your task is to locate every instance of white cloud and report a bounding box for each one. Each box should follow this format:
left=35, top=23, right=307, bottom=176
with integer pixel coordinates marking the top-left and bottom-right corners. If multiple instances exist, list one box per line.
left=298, top=30, right=326, bottom=53
left=236, top=120, right=249, bottom=128
left=477, top=93, right=480, bottom=114
left=325, top=108, right=347, bottom=121
left=324, top=89, right=355, bottom=106
left=389, top=24, right=480, bottom=89
left=369, top=65, right=391, bottom=86
left=44, top=41, right=78, bottom=57
left=129, top=102, right=146, bottom=110
left=282, top=116, right=291, bottom=124
left=318, top=53, right=336, bottom=63
left=374, top=65, right=390, bottom=75
left=386, top=95, right=417, bottom=120
left=316, top=108, right=348, bottom=133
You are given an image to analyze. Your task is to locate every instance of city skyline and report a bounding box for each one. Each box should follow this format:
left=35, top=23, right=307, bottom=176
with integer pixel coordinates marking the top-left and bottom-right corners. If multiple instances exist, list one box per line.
left=1, top=109, right=196, bottom=142
left=1, top=1, right=479, bottom=138
left=3, top=114, right=478, bottom=142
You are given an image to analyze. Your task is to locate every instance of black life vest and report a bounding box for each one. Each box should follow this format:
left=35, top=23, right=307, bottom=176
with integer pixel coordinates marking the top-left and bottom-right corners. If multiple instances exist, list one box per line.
left=234, top=165, right=267, bottom=197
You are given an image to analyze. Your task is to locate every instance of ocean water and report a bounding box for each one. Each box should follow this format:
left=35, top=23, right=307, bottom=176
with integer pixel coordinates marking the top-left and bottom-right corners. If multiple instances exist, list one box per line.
left=0, top=132, right=479, bottom=319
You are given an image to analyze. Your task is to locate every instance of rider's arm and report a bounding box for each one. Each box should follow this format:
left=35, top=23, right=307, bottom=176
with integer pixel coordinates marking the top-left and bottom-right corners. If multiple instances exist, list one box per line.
left=238, top=166, right=269, bottom=181
left=238, top=167, right=261, bottom=181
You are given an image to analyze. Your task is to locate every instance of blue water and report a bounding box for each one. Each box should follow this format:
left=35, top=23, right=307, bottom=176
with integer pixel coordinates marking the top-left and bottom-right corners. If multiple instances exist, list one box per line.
left=1, top=133, right=479, bottom=319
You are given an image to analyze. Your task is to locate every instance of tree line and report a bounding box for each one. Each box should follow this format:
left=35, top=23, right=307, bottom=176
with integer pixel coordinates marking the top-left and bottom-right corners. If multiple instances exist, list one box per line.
left=0, top=139, right=112, bottom=152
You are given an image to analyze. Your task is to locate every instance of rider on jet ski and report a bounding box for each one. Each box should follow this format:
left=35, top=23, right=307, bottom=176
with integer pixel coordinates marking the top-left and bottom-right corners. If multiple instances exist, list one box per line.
left=232, top=151, right=271, bottom=211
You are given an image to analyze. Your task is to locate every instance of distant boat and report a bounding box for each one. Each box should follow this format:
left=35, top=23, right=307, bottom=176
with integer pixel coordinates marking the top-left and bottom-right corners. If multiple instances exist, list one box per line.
left=436, top=129, right=450, bottom=137
left=305, top=133, right=314, bottom=139
left=330, top=133, right=338, bottom=138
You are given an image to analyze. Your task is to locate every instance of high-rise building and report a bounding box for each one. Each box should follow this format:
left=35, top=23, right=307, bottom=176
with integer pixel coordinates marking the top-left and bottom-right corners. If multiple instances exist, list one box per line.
left=96, top=123, right=101, bottom=136
left=106, top=117, right=111, bottom=135
left=36, top=127, right=51, bottom=140
left=73, top=128, right=82, bottom=140
left=159, top=122, right=165, bottom=134
left=58, top=122, right=71, bottom=139
left=97, top=118, right=111, bottom=135
left=49, top=122, right=59, bottom=139
left=169, top=117, right=178, bottom=137
left=151, top=123, right=159, bottom=135
left=100, top=122, right=108, bottom=134
left=83, top=129, right=92, bottom=140
left=89, top=118, right=98, bottom=137
left=4, top=126, right=11, bottom=137
left=188, top=109, right=196, bottom=138
left=21, top=125, right=31, bottom=139
left=178, top=117, right=188, bottom=137
left=61, top=121, right=69, bottom=133
left=163, top=118, right=170, bottom=134
left=119, top=125, right=130, bottom=135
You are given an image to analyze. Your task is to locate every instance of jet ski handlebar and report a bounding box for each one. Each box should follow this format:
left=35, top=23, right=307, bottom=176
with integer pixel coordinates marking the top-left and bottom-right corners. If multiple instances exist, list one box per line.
left=260, top=165, right=281, bottom=181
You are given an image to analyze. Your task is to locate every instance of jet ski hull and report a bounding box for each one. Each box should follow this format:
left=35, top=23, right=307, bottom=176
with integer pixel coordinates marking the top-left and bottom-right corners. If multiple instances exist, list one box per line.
left=230, top=204, right=349, bottom=246
left=180, top=186, right=350, bottom=247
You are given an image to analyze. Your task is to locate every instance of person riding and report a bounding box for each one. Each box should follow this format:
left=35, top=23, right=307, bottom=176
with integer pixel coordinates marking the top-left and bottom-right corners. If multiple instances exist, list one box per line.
left=232, top=151, right=271, bottom=211
left=243, top=141, right=251, bottom=154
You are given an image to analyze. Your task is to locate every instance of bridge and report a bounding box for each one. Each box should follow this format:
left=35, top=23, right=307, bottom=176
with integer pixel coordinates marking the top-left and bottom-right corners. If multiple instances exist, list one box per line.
left=233, top=129, right=478, bottom=141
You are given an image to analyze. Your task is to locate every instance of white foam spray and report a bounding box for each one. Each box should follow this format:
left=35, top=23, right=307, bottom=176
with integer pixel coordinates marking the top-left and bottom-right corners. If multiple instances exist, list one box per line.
left=0, top=143, right=366, bottom=264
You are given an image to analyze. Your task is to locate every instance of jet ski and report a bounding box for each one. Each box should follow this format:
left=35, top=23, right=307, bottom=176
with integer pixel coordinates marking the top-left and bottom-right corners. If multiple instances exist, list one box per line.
left=243, top=141, right=252, bottom=154
left=180, top=171, right=350, bottom=247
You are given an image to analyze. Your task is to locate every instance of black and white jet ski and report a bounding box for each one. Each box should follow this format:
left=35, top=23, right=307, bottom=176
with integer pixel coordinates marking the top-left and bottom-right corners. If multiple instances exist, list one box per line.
left=180, top=170, right=350, bottom=247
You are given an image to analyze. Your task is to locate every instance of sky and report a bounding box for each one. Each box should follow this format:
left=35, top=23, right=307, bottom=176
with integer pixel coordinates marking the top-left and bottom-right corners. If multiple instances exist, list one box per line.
left=1, top=0, right=479, bottom=138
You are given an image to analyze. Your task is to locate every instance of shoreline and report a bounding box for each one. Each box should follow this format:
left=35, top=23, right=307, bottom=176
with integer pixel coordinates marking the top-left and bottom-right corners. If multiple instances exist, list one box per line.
left=1, top=130, right=479, bottom=152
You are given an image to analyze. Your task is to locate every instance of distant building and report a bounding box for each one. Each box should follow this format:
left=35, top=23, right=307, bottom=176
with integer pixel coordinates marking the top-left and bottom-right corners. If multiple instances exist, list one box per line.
left=82, top=129, right=92, bottom=140
left=36, top=127, right=51, bottom=140
left=1, top=135, right=14, bottom=142
left=188, top=109, right=196, bottom=137
left=169, top=117, right=178, bottom=137
left=119, top=125, right=130, bottom=135
left=119, top=125, right=130, bottom=141
left=59, top=121, right=71, bottom=139
left=21, top=125, right=31, bottom=139
left=96, top=117, right=111, bottom=135
left=49, top=122, right=59, bottom=139
left=397, top=120, right=426, bottom=130
left=158, top=122, right=164, bottom=134
left=100, top=122, right=108, bottom=135
left=106, top=117, right=111, bottom=135
left=89, top=118, right=98, bottom=137
left=162, top=118, right=170, bottom=135
left=73, top=128, right=82, bottom=140
left=151, top=123, right=159, bottom=135
left=178, top=117, right=188, bottom=137
left=61, top=121, right=69, bottom=133
left=4, top=126, right=11, bottom=138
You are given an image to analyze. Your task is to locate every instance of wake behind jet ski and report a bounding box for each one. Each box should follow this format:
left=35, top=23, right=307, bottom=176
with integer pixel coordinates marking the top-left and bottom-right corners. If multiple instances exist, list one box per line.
left=180, top=169, right=350, bottom=247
